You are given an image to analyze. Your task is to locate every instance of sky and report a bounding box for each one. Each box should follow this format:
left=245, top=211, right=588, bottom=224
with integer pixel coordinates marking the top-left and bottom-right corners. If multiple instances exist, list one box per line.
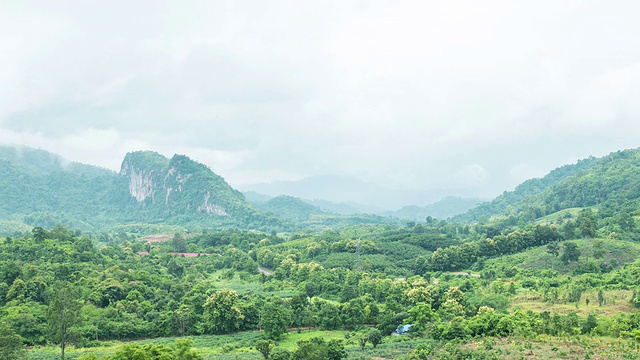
left=1, top=0, right=640, bottom=201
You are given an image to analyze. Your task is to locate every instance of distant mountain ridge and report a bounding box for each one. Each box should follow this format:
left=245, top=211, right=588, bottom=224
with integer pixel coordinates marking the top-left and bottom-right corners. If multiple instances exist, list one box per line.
left=5, top=145, right=640, bottom=235
left=254, top=195, right=328, bottom=222
left=0, top=146, right=281, bottom=231
left=241, top=174, right=458, bottom=210
left=385, top=197, right=484, bottom=221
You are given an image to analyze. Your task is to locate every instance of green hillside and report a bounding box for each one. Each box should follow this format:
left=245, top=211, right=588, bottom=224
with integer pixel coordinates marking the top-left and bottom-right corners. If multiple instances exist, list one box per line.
left=0, top=146, right=283, bottom=232
left=455, top=149, right=640, bottom=241
left=255, top=195, right=328, bottom=221
left=0, top=146, right=128, bottom=229
left=454, top=154, right=600, bottom=223
left=483, top=238, right=640, bottom=274
left=4, top=145, right=640, bottom=360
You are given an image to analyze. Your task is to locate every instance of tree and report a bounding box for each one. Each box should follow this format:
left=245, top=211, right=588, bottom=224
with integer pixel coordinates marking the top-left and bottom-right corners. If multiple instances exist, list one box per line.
left=317, top=301, right=341, bottom=330
left=560, top=242, right=581, bottom=265
left=270, top=347, right=292, bottom=360
left=592, top=239, right=605, bottom=259
left=327, top=339, right=346, bottom=360
left=32, top=227, right=47, bottom=243
left=172, top=232, right=188, bottom=253
left=292, top=337, right=345, bottom=360
left=256, top=340, right=274, bottom=360
left=546, top=242, right=560, bottom=257
left=174, top=338, right=203, bottom=360
left=366, top=328, right=383, bottom=348
left=289, top=293, right=310, bottom=329
left=598, top=289, right=605, bottom=306
left=304, top=282, right=318, bottom=298
left=341, top=298, right=365, bottom=330
left=260, top=301, right=292, bottom=340
left=577, top=209, right=596, bottom=238
left=0, top=321, right=25, bottom=360
left=174, top=304, right=194, bottom=336
left=203, top=289, right=243, bottom=334
left=47, top=282, right=82, bottom=360
left=358, top=334, right=366, bottom=350
left=406, top=302, right=436, bottom=333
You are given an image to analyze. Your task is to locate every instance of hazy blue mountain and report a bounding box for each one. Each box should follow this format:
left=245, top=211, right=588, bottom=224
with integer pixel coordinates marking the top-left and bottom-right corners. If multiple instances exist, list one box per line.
left=386, top=197, right=484, bottom=221
left=244, top=190, right=381, bottom=216
left=242, top=191, right=274, bottom=203
left=241, top=174, right=455, bottom=210
left=303, top=199, right=367, bottom=215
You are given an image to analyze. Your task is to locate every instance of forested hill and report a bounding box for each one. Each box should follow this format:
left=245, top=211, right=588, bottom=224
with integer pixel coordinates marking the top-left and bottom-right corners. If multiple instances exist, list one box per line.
left=0, top=146, right=128, bottom=229
left=0, top=146, right=282, bottom=232
left=254, top=195, right=329, bottom=221
left=118, top=151, right=278, bottom=228
left=454, top=148, right=640, bottom=226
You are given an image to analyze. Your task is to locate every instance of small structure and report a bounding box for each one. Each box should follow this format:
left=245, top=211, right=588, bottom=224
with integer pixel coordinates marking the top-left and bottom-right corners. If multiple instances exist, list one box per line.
left=394, top=324, right=414, bottom=335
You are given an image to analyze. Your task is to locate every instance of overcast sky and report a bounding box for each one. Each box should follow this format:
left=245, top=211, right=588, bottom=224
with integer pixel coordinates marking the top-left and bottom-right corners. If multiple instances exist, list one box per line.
left=1, top=1, right=640, bottom=199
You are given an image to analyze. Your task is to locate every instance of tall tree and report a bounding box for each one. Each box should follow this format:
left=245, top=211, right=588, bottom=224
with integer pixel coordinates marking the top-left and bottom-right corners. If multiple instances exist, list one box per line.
left=560, top=242, right=581, bottom=265
left=547, top=242, right=560, bottom=257
left=203, top=289, right=243, bottom=334
left=366, top=328, right=383, bottom=348
left=172, top=232, right=188, bottom=253
left=47, top=282, right=82, bottom=360
left=260, top=301, right=292, bottom=340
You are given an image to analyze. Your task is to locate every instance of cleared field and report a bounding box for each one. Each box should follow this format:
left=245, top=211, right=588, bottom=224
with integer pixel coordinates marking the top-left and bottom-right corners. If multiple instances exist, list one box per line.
left=27, top=330, right=349, bottom=360
left=510, top=289, right=637, bottom=317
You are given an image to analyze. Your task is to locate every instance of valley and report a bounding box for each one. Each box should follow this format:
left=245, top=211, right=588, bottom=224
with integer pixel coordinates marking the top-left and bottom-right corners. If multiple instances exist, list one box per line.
left=1, top=147, right=640, bottom=359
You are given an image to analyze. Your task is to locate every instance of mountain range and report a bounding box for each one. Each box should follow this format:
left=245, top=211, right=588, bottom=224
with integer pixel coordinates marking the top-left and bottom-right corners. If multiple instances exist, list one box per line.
left=0, top=146, right=282, bottom=233
left=2, top=145, right=640, bottom=235
left=240, top=174, right=473, bottom=211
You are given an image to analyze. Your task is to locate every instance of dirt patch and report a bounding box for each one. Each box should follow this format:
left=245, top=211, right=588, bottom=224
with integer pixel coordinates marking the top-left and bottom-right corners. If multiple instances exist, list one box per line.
left=258, top=266, right=274, bottom=276
left=140, top=234, right=171, bottom=243
left=450, top=271, right=481, bottom=277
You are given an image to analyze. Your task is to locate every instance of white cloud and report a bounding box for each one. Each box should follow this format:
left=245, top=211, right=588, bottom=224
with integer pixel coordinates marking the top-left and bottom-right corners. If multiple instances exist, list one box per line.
left=2, top=1, right=640, bottom=199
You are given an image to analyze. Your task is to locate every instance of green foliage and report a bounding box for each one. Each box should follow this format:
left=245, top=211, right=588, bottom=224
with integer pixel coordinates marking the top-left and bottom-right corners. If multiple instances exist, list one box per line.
left=0, top=146, right=286, bottom=233
left=255, top=339, right=274, bottom=359
left=256, top=195, right=327, bottom=222
left=203, top=289, right=244, bottom=334
left=47, top=281, right=82, bottom=359
left=269, top=346, right=292, bottom=360
left=292, top=337, right=346, bottom=360
left=0, top=321, right=25, bottom=360
left=561, top=242, right=581, bottom=265
left=365, top=328, right=383, bottom=348
left=4, top=146, right=640, bottom=359
left=259, top=301, right=292, bottom=340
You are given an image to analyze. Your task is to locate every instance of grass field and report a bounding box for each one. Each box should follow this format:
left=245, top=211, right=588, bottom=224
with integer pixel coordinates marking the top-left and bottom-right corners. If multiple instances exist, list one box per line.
left=27, top=330, right=351, bottom=360
left=510, top=288, right=636, bottom=317
left=484, top=238, right=640, bottom=274
left=459, top=335, right=640, bottom=359
left=534, top=208, right=585, bottom=225
left=27, top=327, right=640, bottom=359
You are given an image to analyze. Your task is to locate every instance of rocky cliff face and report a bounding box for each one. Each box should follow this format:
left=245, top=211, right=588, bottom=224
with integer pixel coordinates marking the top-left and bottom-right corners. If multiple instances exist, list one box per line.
left=119, top=151, right=244, bottom=217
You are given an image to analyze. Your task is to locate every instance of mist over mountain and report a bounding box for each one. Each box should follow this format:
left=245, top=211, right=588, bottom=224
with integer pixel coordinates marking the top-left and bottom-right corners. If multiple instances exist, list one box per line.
left=241, top=174, right=468, bottom=211
left=385, top=197, right=484, bottom=221
left=0, top=146, right=284, bottom=232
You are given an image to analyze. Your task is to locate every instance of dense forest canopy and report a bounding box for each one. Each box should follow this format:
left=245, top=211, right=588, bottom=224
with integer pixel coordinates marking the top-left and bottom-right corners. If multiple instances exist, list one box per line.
left=1, top=147, right=640, bottom=359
